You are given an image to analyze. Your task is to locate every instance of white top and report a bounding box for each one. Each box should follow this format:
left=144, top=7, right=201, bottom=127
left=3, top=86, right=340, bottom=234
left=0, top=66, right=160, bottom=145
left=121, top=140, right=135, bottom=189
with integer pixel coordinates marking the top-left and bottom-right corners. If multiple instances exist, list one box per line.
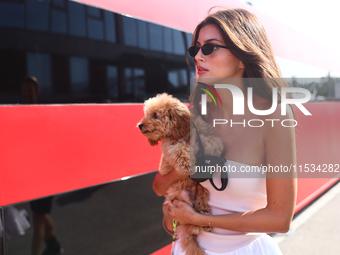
left=196, top=160, right=267, bottom=253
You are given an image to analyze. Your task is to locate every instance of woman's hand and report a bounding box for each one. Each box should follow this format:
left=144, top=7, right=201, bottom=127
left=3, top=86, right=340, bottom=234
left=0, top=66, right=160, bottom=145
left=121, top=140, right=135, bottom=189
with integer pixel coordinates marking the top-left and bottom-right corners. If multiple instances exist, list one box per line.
left=168, top=199, right=198, bottom=225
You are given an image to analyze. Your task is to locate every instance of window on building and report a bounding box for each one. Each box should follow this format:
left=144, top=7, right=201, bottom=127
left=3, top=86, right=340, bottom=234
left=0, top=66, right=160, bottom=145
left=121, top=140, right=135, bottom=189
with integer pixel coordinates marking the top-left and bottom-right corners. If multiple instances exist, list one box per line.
left=149, top=23, right=163, bottom=52
left=69, top=1, right=86, bottom=37
left=27, top=52, right=52, bottom=97
left=186, top=33, right=192, bottom=47
left=87, top=6, right=104, bottom=41
left=52, top=0, right=65, bottom=8
left=137, top=20, right=148, bottom=49
left=51, top=9, right=67, bottom=34
left=173, top=30, right=186, bottom=55
left=88, top=19, right=104, bottom=40
left=163, top=27, right=173, bottom=53
left=0, top=1, right=25, bottom=28
left=107, top=66, right=118, bottom=101
left=122, top=16, right=137, bottom=47
left=134, top=68, right=145, bottom=101
left=70, top=57, right=89, bottom=97
left=26, top=0, right=49, bottom=31
left=104, top=10, right=116, bottom=43
left=168, top=69, right=188, bottom=87
left=124, top=68, right=145, bottom=101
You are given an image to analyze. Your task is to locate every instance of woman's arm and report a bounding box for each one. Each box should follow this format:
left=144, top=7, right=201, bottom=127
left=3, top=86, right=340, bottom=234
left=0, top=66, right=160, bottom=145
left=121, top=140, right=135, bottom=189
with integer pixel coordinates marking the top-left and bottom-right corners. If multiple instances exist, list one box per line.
left=169, top=107, right=297, bottom=233
left=153, top=169, right=188, bottom=196
left=154, top=169, right=188, bottom=235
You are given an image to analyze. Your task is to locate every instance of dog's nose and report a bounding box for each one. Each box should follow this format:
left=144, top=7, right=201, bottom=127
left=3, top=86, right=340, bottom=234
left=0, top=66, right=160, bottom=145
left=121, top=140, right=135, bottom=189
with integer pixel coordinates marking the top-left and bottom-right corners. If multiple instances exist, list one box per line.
left=138, top=124, right=144, bottom=130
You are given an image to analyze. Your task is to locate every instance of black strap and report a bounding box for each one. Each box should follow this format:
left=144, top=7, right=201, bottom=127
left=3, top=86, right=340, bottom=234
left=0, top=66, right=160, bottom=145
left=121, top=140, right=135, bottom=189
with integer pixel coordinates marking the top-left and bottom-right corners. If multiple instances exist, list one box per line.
left=192, top=122, right=205, bottom=157
left=192, top=121, right=228, bottom=191
left=209, top=171, right=228, bottom=191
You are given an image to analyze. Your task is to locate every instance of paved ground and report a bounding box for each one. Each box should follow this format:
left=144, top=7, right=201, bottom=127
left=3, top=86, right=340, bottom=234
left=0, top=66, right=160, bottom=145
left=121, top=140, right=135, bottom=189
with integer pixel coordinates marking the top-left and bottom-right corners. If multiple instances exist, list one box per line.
left=2, top=172, right=170, bottom=255
left=2, top=176, right=339, bottom=255
left=273, top=181, right=340, bottom=255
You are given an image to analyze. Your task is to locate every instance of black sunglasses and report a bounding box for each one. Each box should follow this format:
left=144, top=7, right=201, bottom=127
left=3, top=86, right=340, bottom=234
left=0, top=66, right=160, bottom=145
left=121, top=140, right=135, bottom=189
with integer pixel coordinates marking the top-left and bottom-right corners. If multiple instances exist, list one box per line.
left=188, top=43, right=229, bottom=57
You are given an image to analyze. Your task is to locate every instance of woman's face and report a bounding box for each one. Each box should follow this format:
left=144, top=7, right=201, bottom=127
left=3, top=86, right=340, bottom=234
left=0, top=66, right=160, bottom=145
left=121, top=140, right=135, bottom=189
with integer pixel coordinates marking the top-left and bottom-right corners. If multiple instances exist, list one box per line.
left=194, top=24, right=245, bottom=79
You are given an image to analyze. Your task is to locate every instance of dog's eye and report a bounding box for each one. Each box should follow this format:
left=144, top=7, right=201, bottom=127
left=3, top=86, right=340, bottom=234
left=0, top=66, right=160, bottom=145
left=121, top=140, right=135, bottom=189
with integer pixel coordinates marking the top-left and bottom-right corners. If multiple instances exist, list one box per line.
left=153, top=113, right=158, bottom=119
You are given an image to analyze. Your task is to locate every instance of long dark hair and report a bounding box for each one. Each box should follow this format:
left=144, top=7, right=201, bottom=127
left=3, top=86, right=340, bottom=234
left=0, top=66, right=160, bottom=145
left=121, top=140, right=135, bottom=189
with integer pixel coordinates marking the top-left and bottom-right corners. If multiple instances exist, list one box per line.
left=189, top=8, right=288, bottom=115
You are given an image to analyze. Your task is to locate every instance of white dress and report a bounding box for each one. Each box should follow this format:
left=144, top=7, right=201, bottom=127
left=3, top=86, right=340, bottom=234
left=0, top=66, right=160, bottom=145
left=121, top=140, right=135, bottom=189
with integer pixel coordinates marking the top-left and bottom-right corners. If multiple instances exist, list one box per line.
left=172, top=160, right=283, bottom=255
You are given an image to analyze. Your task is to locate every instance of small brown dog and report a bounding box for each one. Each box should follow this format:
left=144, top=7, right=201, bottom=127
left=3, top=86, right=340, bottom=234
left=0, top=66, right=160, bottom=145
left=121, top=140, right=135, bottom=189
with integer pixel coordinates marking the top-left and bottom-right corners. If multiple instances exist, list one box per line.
left=137, top=93, right=212, bottom=255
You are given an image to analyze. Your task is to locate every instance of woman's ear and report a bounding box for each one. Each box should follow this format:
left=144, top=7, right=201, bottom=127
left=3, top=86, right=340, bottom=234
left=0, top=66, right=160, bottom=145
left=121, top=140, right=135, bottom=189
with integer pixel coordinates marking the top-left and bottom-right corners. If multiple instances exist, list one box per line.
left=239, top=61, right=245, bottom=69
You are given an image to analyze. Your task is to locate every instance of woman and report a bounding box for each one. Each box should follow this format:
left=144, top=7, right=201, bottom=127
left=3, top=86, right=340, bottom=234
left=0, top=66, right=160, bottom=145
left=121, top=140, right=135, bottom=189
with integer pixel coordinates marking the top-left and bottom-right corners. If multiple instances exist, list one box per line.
left=153, top=8, right=297, bottom=255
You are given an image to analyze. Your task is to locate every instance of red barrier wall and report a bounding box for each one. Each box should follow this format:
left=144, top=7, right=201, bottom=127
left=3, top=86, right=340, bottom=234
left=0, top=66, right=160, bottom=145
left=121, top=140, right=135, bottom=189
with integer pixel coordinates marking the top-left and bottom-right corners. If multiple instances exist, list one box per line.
left=293, top=102, right=340, bottom=213
left=0, top=102, right=339, bottom=207
left=0, top=104, right=161, bottom=206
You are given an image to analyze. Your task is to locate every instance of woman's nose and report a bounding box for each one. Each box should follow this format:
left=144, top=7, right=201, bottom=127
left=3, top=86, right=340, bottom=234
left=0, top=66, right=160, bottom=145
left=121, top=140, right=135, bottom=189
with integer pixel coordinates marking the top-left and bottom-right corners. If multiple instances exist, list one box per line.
left=195, top=48, right=205, bottom=62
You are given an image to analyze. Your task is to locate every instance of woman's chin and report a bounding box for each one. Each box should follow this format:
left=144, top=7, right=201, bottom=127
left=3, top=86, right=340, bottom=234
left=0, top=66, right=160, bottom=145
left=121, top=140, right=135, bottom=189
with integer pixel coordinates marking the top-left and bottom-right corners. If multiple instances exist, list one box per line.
left=197, top=73, right=211, bottom=79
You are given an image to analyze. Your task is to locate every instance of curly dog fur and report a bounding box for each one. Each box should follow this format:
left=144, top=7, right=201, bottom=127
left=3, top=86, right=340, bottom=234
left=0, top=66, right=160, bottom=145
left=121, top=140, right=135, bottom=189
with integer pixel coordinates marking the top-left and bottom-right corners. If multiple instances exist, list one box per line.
left=138, top=93, right=224, bottom=255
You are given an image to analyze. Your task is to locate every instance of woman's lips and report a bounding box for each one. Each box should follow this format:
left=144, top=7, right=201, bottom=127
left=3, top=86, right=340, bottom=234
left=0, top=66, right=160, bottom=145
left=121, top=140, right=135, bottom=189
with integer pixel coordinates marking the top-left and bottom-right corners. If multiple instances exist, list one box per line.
left=196, top=66, right=208, bottom=75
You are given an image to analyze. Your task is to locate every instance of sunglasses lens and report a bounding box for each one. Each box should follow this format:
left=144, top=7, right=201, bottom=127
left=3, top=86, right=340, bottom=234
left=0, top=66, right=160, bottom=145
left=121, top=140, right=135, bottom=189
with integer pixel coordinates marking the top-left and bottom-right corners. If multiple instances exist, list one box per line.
left=188, top=46, right=199, bottom=57
left=188, top=44, right=218, bottom=57
left=201, top=43, right=215, bottom=55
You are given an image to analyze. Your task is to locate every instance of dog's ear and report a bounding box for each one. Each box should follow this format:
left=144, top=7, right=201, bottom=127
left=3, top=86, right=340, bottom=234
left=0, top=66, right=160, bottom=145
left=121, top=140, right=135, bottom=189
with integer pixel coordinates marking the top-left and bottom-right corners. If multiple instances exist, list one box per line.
left=168, top=104, right=190, bottom=140
left=148, top=138, right=159, bottom=146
